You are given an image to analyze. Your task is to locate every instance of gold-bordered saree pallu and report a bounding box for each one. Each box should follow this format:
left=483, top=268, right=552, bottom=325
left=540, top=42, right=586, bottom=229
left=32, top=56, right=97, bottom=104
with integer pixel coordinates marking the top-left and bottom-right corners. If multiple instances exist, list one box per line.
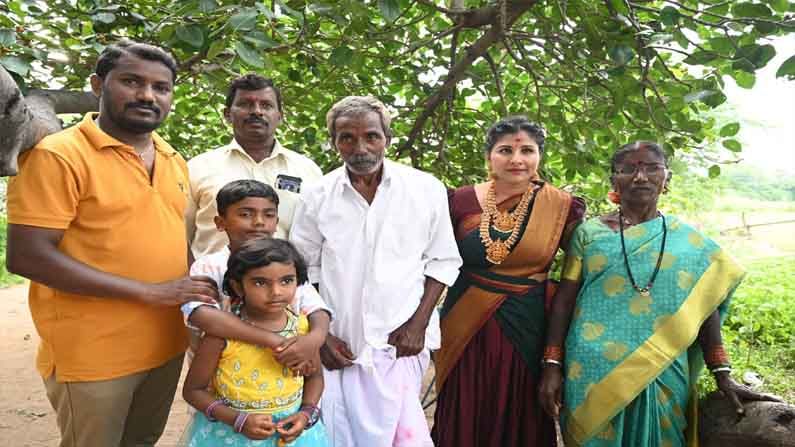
left=435, top=183, right=573, bottom=389
left=560, top=216, right=744, bottom=447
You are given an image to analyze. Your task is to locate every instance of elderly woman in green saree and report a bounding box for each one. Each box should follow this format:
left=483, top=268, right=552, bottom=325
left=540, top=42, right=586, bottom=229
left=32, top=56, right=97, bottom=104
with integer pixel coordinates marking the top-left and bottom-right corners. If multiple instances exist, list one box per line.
left=538, top=141, right=781, bottom=447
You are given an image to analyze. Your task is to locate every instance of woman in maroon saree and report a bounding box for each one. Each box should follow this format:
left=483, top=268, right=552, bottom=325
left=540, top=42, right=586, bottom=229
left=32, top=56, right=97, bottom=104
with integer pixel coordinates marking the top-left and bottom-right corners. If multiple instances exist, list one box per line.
left=432, top=117, right=584, bottom=446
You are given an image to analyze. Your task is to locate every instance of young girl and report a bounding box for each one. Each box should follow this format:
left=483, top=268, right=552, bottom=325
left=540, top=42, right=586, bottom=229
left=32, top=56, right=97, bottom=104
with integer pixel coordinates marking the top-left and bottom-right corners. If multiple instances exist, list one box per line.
left=181, top=238, right=329, bottom=447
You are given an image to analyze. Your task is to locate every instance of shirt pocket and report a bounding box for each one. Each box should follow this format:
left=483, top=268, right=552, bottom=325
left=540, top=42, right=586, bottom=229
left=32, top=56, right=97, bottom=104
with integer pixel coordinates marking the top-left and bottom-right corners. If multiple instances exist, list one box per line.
left=382, top=205, right=432, bottom=258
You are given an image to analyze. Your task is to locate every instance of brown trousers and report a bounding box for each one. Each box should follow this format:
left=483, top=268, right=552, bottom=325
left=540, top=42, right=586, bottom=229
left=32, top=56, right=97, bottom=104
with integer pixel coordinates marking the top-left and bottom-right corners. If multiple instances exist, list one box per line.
left=43, top=353, right=184, bottom=447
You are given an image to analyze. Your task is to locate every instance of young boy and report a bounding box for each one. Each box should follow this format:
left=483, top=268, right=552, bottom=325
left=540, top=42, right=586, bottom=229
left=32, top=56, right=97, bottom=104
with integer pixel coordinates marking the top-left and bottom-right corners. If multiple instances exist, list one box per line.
left=181, top=179, right=331, bottom=374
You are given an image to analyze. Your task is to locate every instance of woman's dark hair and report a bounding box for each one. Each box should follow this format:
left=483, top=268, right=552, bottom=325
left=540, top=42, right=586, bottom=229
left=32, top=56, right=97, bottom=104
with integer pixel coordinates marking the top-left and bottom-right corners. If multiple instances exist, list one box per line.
left=223, top=238, right=308, bottom=300
left=225, top=73, right=283, bottom=112
left=216, top=179, right=280, bottom=216
left=610, top=141, right=669, bottom=175
left=483, top=116, right=546, bottom=154
left=95, top=40, right=177, bottom=81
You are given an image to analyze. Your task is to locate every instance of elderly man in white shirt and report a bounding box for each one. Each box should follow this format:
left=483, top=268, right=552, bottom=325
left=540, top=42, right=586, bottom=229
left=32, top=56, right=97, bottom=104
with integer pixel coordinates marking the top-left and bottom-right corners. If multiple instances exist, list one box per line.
left=290, top=96, right=462, bottom=447
left=186, top=74, right=322, bottom=259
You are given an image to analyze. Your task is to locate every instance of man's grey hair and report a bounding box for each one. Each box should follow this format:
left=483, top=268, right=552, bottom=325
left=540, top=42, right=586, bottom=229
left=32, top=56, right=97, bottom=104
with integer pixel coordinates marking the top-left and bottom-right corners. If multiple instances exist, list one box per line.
left=325, top=96, right=393, bottom=141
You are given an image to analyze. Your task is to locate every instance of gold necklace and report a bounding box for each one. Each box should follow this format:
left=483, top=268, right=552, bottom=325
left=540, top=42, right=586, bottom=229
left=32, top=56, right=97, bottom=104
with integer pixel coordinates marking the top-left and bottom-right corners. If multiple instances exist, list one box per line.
left=480, top=182, right=535, bottom=264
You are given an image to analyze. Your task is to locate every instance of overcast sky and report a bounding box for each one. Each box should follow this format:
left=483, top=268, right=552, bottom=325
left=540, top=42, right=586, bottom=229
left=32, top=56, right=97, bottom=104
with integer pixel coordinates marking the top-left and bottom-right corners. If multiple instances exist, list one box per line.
left=724, top=35, right=795, bottom=175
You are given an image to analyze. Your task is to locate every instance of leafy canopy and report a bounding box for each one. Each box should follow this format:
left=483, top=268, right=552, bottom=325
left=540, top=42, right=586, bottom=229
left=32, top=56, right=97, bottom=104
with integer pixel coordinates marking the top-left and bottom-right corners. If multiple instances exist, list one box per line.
left=1, top=0, right=794, bottom=205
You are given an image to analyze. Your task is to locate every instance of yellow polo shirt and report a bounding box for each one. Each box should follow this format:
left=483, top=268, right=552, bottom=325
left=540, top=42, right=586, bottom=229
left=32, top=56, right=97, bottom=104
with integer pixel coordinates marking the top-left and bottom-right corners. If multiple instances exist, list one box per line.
left=185, top=139, right=322, bottom=258
left=7, top=113, right=190, bottom=382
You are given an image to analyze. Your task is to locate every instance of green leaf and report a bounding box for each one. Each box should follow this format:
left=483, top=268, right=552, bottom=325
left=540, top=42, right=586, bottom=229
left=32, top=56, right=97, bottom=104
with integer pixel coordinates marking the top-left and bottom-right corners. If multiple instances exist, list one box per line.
left=255, top=3, right=275, bottom=20
left=766, top=0, right=789, bottom=13
left=702, top=91, right=727, bottom=108
left=0, top=56, right=31, bottom=76
left=176, top=25, right=204, bottom=48
left=733, top=71, right=756, bottom=89
left=234, top=41, right=264, bottom=68
left=378, top=0, right=401, bottom=22
left=708, top=165, right=721, bottom=178
left=732, top=3, right=773, bottom=18
left=241, top=31, right=278, bottom=49
left=722, top=139, right=742, bottom=152
left=608, top=45, right=635, bottom=66
left=660, top=6, right=680, bottom=26
left=26, top=5, right=44, bottom=15
left=229, top=8, right=259, bottom=31
left=706, top=3, right=731, bottom=15
left=199, top=0, right=218, bottom=13
left=206, top=39, right=227, bottom=60
left=683, top=51, right=718, bottom=65
left=673, top=29, right=690, bottom=50
left=708, top=37, right=734, bottom=54
left=684, top=90, right=717, bottom=103
left=647, top=33, right=673, bottom=45
left=276, top=1, right=303, bottom=20
left=733, top=44, right=776, bottom=71
left=719, top=123, right=740, bottom=137
left=775, top=55, right=795, bottom=79
left=92, top=12, right=117, bottom=24
left=329, top=46, right=354, bottom=66
left=0, top=28, right=16, bottom=47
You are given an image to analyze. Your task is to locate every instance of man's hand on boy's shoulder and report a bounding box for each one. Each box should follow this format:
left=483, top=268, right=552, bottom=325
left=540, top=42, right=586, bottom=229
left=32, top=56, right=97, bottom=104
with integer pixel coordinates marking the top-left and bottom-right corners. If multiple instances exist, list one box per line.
left=275, top=335, right=323, bottom=375
left=142, top=275, right=219, bottom=306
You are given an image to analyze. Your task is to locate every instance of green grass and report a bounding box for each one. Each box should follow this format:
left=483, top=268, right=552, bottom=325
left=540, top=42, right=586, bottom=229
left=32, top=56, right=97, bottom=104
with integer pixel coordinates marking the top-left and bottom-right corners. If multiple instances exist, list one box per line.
left=0, top=214, right=24, bottom=288
left=697, top=256, right=795, bottom=402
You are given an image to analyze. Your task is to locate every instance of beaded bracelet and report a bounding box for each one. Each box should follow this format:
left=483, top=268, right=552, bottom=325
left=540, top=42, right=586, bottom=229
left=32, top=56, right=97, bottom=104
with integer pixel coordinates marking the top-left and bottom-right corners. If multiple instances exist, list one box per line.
left=233, top=411, right=250, bottom=433
left=710, top=366, right=732, bottom=375
left=205, top=399, right=224, bottom=422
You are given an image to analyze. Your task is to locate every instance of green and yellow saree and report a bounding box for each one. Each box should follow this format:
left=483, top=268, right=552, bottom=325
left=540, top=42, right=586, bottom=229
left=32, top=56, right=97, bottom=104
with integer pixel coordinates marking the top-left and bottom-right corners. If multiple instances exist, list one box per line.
left=560, top=215, right=744, bottom=447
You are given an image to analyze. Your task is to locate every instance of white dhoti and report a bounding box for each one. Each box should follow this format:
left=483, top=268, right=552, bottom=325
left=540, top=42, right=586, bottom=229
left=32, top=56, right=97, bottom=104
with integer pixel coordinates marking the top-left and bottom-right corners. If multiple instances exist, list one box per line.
left=321, top=348, right=432, bottom=447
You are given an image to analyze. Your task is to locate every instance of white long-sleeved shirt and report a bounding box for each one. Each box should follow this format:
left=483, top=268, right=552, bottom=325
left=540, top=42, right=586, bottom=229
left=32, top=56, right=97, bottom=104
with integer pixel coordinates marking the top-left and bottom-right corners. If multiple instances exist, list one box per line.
left=290, top=160, right=462, bottom=369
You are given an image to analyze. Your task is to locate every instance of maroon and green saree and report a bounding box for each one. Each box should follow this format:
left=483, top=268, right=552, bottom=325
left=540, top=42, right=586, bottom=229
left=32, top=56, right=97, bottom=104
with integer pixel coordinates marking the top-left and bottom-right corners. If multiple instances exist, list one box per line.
left=431, top=181, right=584, bottom=447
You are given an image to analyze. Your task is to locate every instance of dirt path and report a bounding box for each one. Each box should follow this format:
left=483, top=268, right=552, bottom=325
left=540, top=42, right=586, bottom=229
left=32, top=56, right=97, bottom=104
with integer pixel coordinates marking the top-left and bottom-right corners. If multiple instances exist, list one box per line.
left=0, top=283, right=192, bottom=447
left=0, top=283, right=438, bottom=446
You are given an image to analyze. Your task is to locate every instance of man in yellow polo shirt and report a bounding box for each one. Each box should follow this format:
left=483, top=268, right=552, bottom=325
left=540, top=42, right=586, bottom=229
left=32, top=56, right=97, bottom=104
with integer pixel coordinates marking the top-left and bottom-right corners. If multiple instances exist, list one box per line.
left=6, top=41, right=217, bottom=447
left=185, top=74, right=323, bottom=258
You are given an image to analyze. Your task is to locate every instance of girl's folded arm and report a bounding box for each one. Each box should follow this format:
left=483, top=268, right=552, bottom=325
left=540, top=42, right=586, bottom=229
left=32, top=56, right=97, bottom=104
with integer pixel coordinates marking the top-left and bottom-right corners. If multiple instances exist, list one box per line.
left=190, top=305, right=286, bottom=348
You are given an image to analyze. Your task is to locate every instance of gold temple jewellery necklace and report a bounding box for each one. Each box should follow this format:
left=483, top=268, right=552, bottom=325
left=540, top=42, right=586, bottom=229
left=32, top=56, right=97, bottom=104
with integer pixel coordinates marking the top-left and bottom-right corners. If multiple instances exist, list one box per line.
left=480, top=182, right=535, bottom=264
left=618, top=209, right=667, bottom=297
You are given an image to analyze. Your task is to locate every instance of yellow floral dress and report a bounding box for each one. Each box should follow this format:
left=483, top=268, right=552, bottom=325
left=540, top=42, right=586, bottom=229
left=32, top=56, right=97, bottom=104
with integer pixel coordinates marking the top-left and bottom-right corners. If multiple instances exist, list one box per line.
left=181, top=310, right=329, bottom=447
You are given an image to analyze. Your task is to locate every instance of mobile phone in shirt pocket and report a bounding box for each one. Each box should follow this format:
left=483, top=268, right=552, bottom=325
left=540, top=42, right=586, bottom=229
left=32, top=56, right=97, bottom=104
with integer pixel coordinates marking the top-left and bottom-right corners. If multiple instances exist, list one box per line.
left=275, top=174, right=303, bottom=193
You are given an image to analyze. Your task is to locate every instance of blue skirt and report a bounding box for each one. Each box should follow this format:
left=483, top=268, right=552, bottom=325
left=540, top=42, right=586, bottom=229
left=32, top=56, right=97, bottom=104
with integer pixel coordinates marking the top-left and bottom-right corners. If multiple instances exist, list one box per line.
left=180, top=402, right=329, bottom=447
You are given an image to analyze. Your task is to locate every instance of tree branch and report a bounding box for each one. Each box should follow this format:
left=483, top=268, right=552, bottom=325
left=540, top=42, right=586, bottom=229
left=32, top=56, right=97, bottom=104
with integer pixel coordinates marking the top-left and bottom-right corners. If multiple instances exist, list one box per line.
left=416, top=0, right=526, bottom=29
left=398, top=1, right=537, bottom=160
left=0, top=67, right=98, bottom=176
left=28, top=89, right=98, bottom=115
left=483, top=52, right=508, bottom=116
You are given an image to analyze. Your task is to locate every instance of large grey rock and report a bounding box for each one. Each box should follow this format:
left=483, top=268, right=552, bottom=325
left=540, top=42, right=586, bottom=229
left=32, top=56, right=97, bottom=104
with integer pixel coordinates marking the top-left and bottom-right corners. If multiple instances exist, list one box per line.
left=699, top=392, right=795, bottom=447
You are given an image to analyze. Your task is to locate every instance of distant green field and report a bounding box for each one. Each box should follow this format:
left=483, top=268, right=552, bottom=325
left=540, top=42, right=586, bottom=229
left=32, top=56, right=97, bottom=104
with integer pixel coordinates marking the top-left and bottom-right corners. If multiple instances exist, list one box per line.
left=685, top=197, right=795, bottom=262
left=698, top=255, right=795, bottom=402
left=685, top=197, right=795, bottom=402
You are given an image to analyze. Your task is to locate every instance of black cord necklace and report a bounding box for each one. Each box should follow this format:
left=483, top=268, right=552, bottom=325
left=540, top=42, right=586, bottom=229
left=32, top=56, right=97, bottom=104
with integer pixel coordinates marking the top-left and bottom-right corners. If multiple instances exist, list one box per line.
left=618, top=208, right=667, bottom=296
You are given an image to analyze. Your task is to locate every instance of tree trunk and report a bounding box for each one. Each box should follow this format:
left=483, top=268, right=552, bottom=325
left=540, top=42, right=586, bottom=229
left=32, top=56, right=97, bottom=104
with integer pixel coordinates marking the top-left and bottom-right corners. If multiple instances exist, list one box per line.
left=0, top=65, right=97, bottom=176
left=699, top=392, right=795, bottom=447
